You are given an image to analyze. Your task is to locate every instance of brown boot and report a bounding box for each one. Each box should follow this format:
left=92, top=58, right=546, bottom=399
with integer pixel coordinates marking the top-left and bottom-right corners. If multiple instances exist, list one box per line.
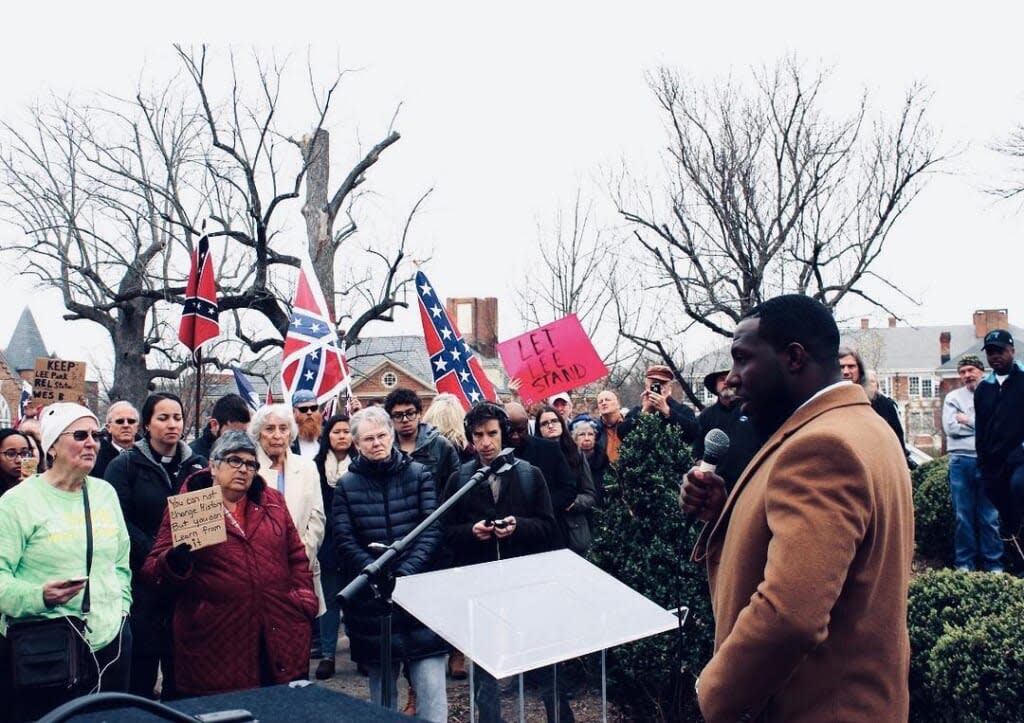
left=448, top=650, right=468, bottom=680
left=401, top=684, right=417, bottom=716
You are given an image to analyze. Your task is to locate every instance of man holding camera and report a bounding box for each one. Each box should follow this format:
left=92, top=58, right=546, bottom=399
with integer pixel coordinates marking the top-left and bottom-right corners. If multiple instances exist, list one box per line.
left=619, top=365, right=700, bottom=444
left=441, top=402, right=558, bottom=723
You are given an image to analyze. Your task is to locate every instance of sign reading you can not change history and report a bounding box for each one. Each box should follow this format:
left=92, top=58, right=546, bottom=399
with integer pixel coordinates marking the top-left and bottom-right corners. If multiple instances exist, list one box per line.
left=168, top=486, right=227, bottom=551
left=31, top=357, right=87, bottom=406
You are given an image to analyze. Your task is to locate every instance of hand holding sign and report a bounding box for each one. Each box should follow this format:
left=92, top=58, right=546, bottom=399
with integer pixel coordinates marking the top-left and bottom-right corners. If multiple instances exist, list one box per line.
left=496, top=315, right=608, bottom=404
left=168, top=486, right=227, bottom=551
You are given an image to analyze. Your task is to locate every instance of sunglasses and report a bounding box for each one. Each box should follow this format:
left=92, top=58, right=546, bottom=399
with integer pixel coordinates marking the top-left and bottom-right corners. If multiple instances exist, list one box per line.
left=61, top=430, right=103, bottom=442
left=220, top=455, right=260, bottom=472
left=1, top=449, right=33, bottom=459
left=295, top=405, right=319, bottom=414
left=111, top=418, right=137, bottom=425
left=539, top=419, right=562, bottom=428
left=389, top=411, right=419, bottom=421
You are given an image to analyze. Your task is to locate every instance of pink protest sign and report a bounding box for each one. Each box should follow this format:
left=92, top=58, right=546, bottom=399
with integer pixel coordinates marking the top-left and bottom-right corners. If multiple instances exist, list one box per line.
left=496, top=314, right=609, bottom=404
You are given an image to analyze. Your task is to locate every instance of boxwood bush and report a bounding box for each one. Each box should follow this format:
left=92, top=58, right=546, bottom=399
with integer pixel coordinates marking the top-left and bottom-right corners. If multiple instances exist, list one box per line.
left=908, top=569, right=1024, bottom=722
left=589, top=413, right=712, bottom=723
left=912, top=456, right=954, bottom=566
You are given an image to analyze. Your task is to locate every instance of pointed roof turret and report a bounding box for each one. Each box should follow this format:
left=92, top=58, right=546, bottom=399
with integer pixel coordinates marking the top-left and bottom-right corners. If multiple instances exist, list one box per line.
left=4, top=308, right=51, bottom=372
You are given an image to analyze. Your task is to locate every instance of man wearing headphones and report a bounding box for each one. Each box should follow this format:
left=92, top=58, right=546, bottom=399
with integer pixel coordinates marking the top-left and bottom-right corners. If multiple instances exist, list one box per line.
left=441, top=402, right=558, bottom=722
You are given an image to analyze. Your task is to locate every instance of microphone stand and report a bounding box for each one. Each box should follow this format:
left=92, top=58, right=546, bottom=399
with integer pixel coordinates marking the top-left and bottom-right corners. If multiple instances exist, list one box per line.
left=337, top=448, right=518, bottom=711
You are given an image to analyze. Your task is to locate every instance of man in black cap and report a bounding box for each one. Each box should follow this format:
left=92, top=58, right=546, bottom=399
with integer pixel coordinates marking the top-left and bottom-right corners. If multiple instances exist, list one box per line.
left=692, top=368, right=760, bottom=491
left=974, top=328, right=1024, bottom=543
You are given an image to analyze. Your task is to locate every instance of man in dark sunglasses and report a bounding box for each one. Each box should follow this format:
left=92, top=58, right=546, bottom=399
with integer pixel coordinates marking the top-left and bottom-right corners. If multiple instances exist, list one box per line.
left=290, top=389, right=323, bottom=459
left=94, top=400, right=140, bottom=477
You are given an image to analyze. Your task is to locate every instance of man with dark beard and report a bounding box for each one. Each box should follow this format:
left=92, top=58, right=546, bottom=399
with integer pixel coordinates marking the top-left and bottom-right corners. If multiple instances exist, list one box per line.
left=692, top=368, right=759, bottom=491
left=680, top=294, right=913, bottom=723
left=291, top=389, right=323, bottom=458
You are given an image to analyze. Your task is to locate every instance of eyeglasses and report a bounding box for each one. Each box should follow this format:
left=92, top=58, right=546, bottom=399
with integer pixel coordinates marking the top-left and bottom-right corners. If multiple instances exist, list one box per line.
left=295, top=405, right=318, bottom=414
left=389, top=411, right=419, bottom=421
left=110, top=418, right=137, bottom=426
left=61, top=430, right=103, bottom=442
left=539, top=419, right=562, bottom=428
left=1, top=449, right=33, bottom=459
left=219, top=456, right=260, bottom=472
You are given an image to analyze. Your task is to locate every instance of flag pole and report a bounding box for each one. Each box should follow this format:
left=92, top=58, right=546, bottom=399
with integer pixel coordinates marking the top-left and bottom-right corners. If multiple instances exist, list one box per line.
left=194, top=348, right=203, bottom=440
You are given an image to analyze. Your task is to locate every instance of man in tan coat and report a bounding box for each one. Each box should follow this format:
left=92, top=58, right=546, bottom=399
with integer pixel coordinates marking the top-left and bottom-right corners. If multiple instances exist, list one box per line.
left=681, top=294, right=914, bottom=722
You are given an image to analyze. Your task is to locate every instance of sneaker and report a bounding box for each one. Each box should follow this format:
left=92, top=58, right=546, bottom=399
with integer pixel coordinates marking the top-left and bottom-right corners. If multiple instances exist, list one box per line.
left=315, top=659, right=336, bottom=680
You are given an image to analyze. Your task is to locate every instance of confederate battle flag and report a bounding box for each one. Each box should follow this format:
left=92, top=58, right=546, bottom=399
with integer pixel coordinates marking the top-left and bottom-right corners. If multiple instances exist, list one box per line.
left=280, top=256, right=350, bottom=406
left=415, top=270, right=497, bottom=410
left=178, top=231, right=220, bottom=352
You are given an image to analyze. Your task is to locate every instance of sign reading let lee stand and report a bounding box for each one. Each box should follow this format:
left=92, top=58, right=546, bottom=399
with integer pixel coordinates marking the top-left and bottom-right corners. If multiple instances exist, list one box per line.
left=31, top=358, right=88, bottom=406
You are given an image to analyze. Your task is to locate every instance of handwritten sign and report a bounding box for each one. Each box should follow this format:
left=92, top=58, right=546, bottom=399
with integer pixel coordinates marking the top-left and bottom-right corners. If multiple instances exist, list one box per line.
left=496, top=314, right=609, bottom=404
left=31, top=358, right=87, bottom=406
left=168, top=486, right=227, bottom=551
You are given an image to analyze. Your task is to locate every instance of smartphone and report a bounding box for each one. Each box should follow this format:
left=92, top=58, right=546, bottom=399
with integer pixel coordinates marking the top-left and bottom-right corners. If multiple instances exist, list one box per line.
left=62, top=576, right=88, bottom=586
left=489, top=520, right=508, bottom=529
left=650, top=381, right=662, bottom=394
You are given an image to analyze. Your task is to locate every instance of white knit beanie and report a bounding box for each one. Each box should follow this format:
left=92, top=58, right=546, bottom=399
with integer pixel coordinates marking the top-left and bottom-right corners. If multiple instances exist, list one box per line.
left=40, top=403, right=100, bottom=454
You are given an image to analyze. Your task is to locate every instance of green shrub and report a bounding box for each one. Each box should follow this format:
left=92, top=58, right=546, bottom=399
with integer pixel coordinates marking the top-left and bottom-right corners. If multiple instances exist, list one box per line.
left=926, top=600, right=1024, bottom=722
left=912, top=456, right=954, bottom=565
left=589, top=413, right=711, bottom=723
left=908, top=569, right=1024, bottom=722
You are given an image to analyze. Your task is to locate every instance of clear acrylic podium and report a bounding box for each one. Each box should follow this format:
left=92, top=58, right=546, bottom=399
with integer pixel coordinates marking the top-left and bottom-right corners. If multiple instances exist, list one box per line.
left=393, top=549, right=683, bottom=722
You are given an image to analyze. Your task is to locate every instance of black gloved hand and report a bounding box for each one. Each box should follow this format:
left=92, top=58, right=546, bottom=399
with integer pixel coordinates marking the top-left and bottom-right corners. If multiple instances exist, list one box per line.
left=166, top=543, right=194, bottom=576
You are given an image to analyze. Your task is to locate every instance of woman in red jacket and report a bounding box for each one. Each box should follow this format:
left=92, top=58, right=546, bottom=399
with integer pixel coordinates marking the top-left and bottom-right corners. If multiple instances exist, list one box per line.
left=141, top=430, right=318, bottom=697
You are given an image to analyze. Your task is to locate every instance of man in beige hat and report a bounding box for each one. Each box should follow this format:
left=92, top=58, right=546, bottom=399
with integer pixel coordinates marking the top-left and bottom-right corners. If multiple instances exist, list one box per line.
left=619, top=364, right=699, bottom=444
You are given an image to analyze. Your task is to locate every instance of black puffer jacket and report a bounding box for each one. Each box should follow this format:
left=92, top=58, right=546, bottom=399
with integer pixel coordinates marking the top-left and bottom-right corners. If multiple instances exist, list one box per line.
left=332, top=449, right=445, bottom=664
left=104, top=439, right=207, bottom=654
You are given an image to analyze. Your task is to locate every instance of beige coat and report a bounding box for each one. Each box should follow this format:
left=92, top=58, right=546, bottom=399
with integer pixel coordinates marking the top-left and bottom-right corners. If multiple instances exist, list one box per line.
left=693, top=384, right=914, bottom=722
left=256, top=447, right=327, bottom=616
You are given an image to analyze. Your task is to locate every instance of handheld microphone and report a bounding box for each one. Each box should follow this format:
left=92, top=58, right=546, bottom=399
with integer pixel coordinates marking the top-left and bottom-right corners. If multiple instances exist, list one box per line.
left=698, top=428, right=731, bottom=473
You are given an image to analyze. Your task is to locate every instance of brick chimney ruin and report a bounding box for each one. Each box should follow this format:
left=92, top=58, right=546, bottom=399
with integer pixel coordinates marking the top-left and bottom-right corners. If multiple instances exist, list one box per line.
left=445, top=297, right=498, bottom=358
left=973, top=309, right=1009, bottom=338
left=939, top=331, right=951, bottom=364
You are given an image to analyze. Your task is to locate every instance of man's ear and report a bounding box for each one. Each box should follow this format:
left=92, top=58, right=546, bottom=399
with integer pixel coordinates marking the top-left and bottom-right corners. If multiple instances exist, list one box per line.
left=209, top=419, right=220, bottom=436
left=783, top=342, right=810, bottom=373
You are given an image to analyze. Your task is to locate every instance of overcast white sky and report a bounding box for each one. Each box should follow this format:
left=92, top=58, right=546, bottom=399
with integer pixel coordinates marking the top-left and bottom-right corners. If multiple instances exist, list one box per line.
left=2, top=1, right=1022, bottom=380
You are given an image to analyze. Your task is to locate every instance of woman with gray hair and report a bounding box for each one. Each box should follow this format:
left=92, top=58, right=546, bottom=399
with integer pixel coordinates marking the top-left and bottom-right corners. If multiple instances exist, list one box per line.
left=141, top=430, right=318, bottom=696
left=248, top=404, right=326, bottom=615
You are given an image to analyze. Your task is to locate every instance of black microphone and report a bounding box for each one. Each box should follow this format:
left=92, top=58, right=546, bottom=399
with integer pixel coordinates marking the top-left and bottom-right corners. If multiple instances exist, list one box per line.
left=698, top=428, right=731, bottom=474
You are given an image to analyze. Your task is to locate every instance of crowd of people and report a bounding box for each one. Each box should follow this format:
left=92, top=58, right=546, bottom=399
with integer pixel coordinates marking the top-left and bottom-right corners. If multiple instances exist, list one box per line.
left=0, top=296, right=1019, bottom=722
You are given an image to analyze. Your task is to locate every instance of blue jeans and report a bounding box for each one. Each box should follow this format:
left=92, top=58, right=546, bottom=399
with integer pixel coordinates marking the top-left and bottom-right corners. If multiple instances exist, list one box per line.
left=949, top=455, right=1003, bottom=570
left=367, top=654, right=448, bottom=723
left=318, top=568, right=342, bottom=658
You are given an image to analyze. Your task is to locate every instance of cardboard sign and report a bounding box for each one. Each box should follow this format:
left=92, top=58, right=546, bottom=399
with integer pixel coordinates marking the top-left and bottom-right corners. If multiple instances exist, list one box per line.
left=168, top=486, right=227, bottom=551
left=496, top=314, right=609, bottom=404
left=31, top=358, right=87, bottom=406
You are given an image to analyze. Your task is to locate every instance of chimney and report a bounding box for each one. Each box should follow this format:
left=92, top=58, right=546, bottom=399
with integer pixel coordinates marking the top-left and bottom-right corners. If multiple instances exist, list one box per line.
left=445, top=297, right=499, bottom=358
left=888, top=317, right=897, bottom=329
left=939, top=332, right=951, bottom=364
left=860, top=318, right=869, bottom=330
left=973, top=308, right=1009, bottom=338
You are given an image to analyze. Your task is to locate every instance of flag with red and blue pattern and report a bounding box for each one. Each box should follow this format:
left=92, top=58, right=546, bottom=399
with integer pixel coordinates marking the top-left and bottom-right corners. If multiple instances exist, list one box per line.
left=178, top=231, right=220, bottom=353
left=415, top=270, right=497, bottom=410
left=280, top=256, right=350, bottom=406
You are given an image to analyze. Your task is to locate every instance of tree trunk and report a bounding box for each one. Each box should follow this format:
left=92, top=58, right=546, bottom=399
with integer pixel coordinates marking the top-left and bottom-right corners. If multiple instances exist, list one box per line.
left=301, top=129, right=335, bottom=320
left=107, top=299, right=155, bottom=406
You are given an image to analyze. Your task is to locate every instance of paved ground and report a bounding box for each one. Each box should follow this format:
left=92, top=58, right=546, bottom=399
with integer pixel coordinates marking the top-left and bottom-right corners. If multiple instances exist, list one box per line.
left=310, top=633, right=621, bottom=722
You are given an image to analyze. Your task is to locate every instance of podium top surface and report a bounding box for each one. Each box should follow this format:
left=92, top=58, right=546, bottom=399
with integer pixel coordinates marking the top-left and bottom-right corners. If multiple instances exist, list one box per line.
left=392, top=549, right=679, bottom=678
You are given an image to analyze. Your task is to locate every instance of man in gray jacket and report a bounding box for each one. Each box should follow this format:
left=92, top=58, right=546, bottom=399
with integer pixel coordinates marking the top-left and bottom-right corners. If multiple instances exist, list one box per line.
left=942, top=354, right=1003, bottom=571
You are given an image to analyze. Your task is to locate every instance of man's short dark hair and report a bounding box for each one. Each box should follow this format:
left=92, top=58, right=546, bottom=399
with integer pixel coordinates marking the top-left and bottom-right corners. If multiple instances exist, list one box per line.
left=463, top=401, right=510, bottom=442
left=211, top=394, right=252, bottom=426
left=742, top=294, right=840, bottom=367
left=384, top=388, right=422, bottom=414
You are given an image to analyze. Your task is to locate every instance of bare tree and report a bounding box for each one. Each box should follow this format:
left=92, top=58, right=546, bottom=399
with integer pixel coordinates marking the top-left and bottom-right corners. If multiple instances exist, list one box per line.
left=1, top=45, right=421, bottom=403
left=990, top=123, right=1024, bottom=200
left=617, top=58, right=942, bottom=348
left=517, top=189, right=625, bottom=366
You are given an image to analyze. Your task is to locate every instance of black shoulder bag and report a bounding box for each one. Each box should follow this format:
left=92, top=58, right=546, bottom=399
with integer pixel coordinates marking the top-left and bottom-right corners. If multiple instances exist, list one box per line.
left=6, top=481, right=95, bottom=691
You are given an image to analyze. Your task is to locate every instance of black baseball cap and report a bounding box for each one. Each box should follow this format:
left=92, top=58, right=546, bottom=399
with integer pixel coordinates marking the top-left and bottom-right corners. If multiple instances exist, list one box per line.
left=982, top=329, right=1014, bottom=351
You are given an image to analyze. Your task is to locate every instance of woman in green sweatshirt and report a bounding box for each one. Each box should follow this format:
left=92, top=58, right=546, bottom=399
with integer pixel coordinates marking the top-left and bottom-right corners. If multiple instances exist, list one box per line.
left=0, top=403, right=132, bottom=722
